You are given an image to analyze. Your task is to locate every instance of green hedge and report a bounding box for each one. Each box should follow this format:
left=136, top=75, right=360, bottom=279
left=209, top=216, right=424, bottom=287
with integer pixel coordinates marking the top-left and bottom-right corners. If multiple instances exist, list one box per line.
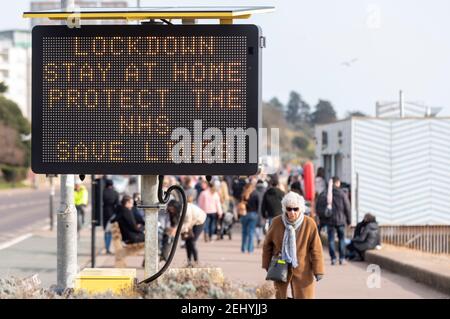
left=1, top=165, right=28, bottom=183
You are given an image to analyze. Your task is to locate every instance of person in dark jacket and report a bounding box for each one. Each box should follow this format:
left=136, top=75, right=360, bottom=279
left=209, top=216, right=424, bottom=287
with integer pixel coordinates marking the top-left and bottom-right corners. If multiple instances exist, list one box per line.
left=261, top=176, right=285, bottom=226
left=194, top=177, right=207, bottom=201
left=253, top=180, right=267, bottom=247
left=160, top=200, right=182, bottom=261
left=346, top=213, right=380, bottom=261
left=115, top=195, right=144, bottom=244
left=290, top=181, right=303, bottom=196
left=315, top=190, right=327, bottom=226
left=326, top=176, right=351, bottom=265
left=232, top=176, right=248, bottom=202
left=103, top=179, right=119, bottom=254
left=240, top=183, right=259, bottom=253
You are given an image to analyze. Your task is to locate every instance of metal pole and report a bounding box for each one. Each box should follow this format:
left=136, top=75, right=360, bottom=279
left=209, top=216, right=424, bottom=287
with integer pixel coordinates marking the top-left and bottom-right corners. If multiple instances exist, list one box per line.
left=49, top=176, right=55, bottom=231
left=142, top=175, right=159, bottom=277
left=57, top=175, right=78, bottom=290
left=56, top=0, right=77, bottom=291
left=91, top=175, right=96, bottom=268
left=140, top=13, right=194, bottom=278
left=399, top=90, right=404, bottom=118
left=137, top=175, right=142, bottom=194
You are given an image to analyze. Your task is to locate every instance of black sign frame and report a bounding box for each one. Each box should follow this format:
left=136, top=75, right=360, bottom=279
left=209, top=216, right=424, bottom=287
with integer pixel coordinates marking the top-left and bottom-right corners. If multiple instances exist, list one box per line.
left=32, top=24, right=261, bottom=175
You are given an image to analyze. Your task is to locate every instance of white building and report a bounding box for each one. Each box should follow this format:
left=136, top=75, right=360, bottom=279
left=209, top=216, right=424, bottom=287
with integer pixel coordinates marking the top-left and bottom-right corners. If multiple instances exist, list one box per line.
left=314, top=101, right=450, bottom=226
left=0, top=30, right=31, bottom=119
left=30, top=0, right=129, bottom=27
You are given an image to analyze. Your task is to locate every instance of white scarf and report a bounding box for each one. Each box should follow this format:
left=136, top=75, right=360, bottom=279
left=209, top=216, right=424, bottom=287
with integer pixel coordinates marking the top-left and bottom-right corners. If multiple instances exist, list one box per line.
left=281, top=212, right=304, bottom=268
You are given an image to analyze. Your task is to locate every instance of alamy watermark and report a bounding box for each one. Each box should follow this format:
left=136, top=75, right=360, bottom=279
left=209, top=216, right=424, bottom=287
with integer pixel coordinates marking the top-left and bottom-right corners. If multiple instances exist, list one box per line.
left=65, top=4, right=81, bottom=29
left=366, top=264, right=381, bottom=288
left=170, top=120, right=280, bottom=174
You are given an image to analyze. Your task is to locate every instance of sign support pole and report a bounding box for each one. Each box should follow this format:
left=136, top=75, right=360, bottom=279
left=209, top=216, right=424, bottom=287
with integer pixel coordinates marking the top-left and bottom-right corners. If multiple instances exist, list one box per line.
left=142, top=14, right=200, bottom=280
left=91, top=175, right=100, bottom=268
left=49, top=176, right=55, bottom=230
left=56, top=174, right=77, bottom=290
left=56, top=0, right=77, bottom=291
left=142, top=175, right=159, bottom=278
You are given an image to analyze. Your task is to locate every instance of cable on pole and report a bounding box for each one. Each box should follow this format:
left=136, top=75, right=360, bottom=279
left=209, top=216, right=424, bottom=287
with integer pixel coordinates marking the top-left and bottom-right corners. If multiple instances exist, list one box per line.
left=138, top=175, right=187, bottom=284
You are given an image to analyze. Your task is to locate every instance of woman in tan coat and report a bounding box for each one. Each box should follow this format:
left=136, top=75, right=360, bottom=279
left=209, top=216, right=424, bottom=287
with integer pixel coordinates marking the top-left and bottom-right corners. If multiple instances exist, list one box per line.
left=262, top=191, right=325, bottom=299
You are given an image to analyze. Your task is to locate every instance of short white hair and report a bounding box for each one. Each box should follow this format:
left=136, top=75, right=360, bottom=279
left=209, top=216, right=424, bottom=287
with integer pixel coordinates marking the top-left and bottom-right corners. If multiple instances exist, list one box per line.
left=281, top=191, right=306, bottom=214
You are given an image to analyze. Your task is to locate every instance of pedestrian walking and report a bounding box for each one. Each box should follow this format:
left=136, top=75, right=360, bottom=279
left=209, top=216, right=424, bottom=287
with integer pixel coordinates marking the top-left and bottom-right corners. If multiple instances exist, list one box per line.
left=289, top=180, right=303, bottom=197
left=215, top=178, right=232, bottom=239
left=315, top=167, right=326, bottom=196
left=239, top=182, right=258, bottom=253
left=262, top=192, right=325, bottom=299
left=261, top=175, right=285, bottom=226
left=252, top=180, right=267, bottom=248
left=197, top=182, right=223, bottom=242
left=232, top=176, right=247, bottom=200
left=182, top=177, right=197, bottom=200
left=324, top=176, right=351, bottom=265
left=194, top=177, right=207, bottom=201
left=315, top=186, right=328, bottom=234
left=103, top=179, right=119, bottom=254
left=74, top=181, right=88, bottom=236
left=232, top=176, right=248, bottom=209
left=160, top=200, right=183, bottom=261
left=181, top=189, right=206, bottom=267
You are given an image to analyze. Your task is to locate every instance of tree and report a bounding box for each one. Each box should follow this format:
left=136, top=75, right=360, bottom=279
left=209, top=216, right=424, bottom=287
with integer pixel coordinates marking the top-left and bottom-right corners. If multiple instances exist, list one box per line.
left=298, top=97, right=311, bottom=124
left=292, top=136, right=309, bottom=150
left=311, top=100, right=337, bottom=125
left=346, top=110, right=367, bottom=118
left=0, top=96, right=30, bottom=135
left=0, top=96, right=31, bottom=168
left=269, top=97, right=283, bottom=109
left=0, top=123, right=27, bottom=166
left=0, top=82, right=7, bottom=94
left=286, top=91, right=311, bottom=126
left=286, top=91, right=300, bottom=124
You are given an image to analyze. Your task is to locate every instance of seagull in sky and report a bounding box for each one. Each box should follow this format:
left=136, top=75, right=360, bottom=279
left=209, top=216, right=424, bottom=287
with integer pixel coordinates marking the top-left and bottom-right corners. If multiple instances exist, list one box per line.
left=341, top=58, right=359, bottom=67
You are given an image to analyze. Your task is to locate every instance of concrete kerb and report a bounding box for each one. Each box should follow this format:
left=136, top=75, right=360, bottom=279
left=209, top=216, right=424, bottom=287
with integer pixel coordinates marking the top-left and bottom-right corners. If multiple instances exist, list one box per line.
left=365, top=250, right=450, bottom=296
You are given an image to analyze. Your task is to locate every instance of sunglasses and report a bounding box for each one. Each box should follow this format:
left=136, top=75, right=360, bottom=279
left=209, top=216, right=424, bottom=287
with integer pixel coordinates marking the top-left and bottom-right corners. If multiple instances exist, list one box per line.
left=286, top=207, right=299, bottom=212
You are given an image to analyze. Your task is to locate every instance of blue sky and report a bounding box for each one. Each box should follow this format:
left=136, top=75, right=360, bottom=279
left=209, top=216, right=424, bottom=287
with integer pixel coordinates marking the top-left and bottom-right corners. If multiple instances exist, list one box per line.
left=4, top=0, right=450, bottom=117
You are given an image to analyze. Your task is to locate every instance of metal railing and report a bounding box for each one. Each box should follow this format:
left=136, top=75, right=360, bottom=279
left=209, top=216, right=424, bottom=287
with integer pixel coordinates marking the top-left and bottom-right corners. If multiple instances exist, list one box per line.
left=378, top=226, right=450, bottom=255
left=345, top=225, right=450, bottom=255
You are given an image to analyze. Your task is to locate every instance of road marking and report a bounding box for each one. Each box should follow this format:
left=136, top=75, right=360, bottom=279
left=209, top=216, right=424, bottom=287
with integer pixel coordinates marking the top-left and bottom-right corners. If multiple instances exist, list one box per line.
left=0, top=199, right=50, bottom=211
left=0, top=233, right=33, bottom=250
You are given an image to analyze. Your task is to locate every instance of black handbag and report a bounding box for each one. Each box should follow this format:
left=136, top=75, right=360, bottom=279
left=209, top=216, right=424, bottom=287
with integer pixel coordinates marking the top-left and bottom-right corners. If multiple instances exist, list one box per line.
left=265, top=255, right=288, bottom=282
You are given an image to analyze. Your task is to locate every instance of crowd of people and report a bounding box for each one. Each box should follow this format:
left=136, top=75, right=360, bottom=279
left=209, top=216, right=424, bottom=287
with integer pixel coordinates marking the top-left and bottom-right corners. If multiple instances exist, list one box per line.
left=72, top=168, right=381, bottom=299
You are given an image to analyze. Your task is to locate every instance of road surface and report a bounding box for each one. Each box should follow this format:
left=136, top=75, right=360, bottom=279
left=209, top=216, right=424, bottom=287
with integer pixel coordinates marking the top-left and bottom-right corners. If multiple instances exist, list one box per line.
left=0, top=188, right=58, bottom=246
